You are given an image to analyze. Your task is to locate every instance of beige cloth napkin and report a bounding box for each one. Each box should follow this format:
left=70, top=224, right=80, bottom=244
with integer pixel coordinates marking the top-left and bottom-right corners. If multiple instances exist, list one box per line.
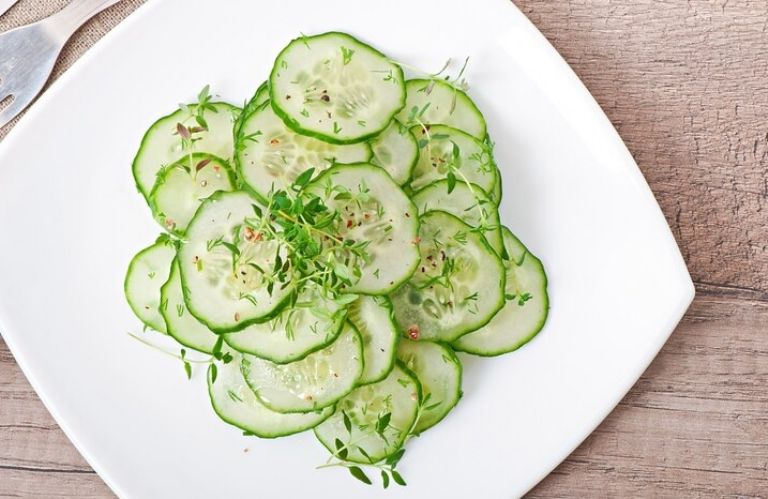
left=0, top=0, right=145, bottom=140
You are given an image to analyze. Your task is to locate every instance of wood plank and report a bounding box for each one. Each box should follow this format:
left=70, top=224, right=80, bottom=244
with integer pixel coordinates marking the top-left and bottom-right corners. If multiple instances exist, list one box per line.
left=513, top=0, right=768, bottom=294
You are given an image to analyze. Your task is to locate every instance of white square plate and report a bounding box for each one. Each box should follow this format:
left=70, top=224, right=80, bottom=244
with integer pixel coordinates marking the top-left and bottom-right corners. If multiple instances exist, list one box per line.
left=0, top=0, right=694, bottom=497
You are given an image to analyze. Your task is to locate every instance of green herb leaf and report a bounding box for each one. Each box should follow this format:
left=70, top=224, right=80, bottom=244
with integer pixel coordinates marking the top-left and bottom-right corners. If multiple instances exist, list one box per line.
left=391, top=470, right=406, bottom=486
left=385, top=448, right=406, bottom=468
left=342, top=411, right=352, bottom=434
left=294, top=168, right=315, bottom=188
left=381, top=470, right=390, bottom=489
left=209, top=363, right=218, bottom=384
left=447, top=172, right=457, bottom=194
left=349, top=466, right=372, bottom=485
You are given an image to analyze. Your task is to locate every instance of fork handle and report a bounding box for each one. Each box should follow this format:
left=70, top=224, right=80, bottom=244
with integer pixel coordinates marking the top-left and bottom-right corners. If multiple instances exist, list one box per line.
left=45, top=0, right=125, bottom=43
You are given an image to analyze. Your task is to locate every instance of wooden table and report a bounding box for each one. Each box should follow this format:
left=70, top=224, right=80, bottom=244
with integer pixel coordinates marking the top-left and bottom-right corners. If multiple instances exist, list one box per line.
left=1, top=1, right=767, bottom=497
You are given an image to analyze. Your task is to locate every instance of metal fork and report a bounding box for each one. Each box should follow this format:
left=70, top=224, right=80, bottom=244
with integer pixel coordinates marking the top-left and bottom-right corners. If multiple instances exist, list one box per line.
left=0, top=0, right=125, bottom=129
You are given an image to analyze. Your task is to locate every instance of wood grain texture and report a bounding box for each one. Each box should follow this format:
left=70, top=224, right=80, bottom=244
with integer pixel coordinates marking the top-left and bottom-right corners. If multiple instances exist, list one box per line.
left=1, top=0, right=767, bottom=497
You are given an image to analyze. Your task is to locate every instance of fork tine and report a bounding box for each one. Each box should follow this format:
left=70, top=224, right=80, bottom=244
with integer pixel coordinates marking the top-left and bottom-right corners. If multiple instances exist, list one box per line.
left=0, top=95, right=29, bottom=130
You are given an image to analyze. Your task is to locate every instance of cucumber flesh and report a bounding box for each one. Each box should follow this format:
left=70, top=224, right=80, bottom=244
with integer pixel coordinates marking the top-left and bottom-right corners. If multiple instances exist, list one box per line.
left=390, top=211, right=505, bottom=342
left=208, top=354, right=333, bottom=438
left=124, top=237, right=176, bottom=333
left=314, top=363, right=419, bottom=463
left=270, top=32, right=405, bottom=144
left=347, top=296, right=398, bottom=385
left=369, top=119, right=418, bottom=185
left=160, top=259, right=219, bottom=353
left=132, top=102, right=239, bottom=199
left=397, top=339, right=462, bottom=433
left=224, top=283, right=347, bottom=364
left=178, top=191, right=294, bottom=333
left=149, top=153, right=236, bottom=236
left=307, top=164, right=420, bottom=294
left=397, top=79, right=486, bottom=139
left=412, top=179, right=503, bottom=255
left=409, top=124, right=497, bottom=195
left=453, top=228, right=549, bottom=356
left=241, top=323, right=363, bottom=413
left=236, top=101, right=371, bottom=201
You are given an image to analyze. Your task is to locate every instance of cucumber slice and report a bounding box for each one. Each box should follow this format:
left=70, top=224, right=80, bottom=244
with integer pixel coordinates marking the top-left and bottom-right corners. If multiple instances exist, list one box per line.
left=208, top=355, right=333, bottom=438
left=503, top=229, right=528, bottom=265
left=307, top=164, right=420, bottom=294
left=348, top=296, right=398, bottom=385
left=453, top=228, right=549, bottom=356
left=236, top=101, right=371, bottom=201
left=314, top=363, right=419, bottom=463
left=412, top=179, right=503, bottom=254
left=235, top=81, right=270, bottom=139
left=124, top=237, right=176, bottom=333
left=241, top=323, right=363, bottom=413
left=397, top=79, right=486, bottom=139
left=396, top=340, right=462, bottom=433
left=148, top=153, right=236, bottom=236
left=390, top=211, right=505, bottom=342
left=224, top=283, right=347, bottom=364
left=178, top=191, right=294, bottom=333
left=132, top=102, right=239, bottom=199
left=369, top=119, right=418, bottom=185
left=270, top=32, right=405, bottom=144
left=160, top=259, right=219, bottom=353
left=409, top=125, right=497, bottom=195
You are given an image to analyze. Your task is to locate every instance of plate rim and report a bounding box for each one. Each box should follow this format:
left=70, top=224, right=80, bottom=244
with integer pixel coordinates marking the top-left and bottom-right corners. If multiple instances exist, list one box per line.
left=0, top=0, right=695, bottom=496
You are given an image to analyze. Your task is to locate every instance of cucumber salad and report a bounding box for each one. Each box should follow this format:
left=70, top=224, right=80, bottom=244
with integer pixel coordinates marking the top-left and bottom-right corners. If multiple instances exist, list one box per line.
left=125, top=31, right=548, bottom=488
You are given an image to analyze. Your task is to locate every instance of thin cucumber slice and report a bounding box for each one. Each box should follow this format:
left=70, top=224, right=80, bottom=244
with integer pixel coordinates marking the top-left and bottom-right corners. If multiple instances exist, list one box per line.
left=235, top=81, right=270, bottom=139
left=236, top=101, right=371, bottom=201
left=270, top=32, right=405, bottom=144
left=132, top=102, right=239, bottom=198
left=503, top=229, right=528, bottom=265
left=224, top=283, right=347, bottom=364
left=412, top=179, right=503, bottom=254
left=369, top=119, right=418, bottom=185
left=178, top=191, right=293, bottom=333
left=307, top=164, right=420, bottom=294
left=396, top=340, right=462, bottom=433
left=409, top=124, right=497, bottom=195
left=390, top=211, right=505, bottom=342
left=241, top=323, right=363, bottom=413
left=314, top=363, right=419, bottom=463
left=397, top=79, right=486, bottom=139
left=124, top=236, right=176, bottom=333
left=208, top=354, right=333, bottom=438
left=160, top=259, right=219, bottom=353
left=453, top=228, right=549, bottom=356
left=348, top=296, right=398, bottom=385
left=148, top=153, right=236, bottom=236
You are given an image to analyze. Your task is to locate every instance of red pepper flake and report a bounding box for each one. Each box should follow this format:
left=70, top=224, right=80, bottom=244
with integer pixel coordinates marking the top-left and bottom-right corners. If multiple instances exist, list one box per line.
left=408, top=325, right=420, bottom=340
left=346, top=219, right=354, bottom=228
left=243, top=227, right=261, bottom=243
